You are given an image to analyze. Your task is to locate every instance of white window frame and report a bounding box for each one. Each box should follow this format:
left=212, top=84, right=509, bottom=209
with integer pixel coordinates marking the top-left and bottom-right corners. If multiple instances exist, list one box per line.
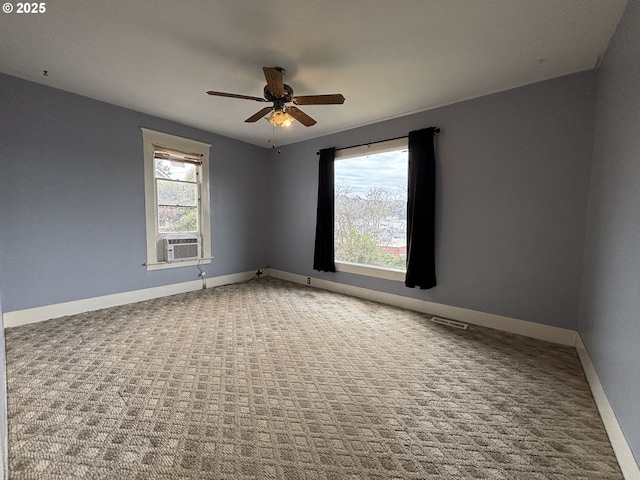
left=334, top=137, right=408, bottom=282
left=141, top=128, right=212, bottom=271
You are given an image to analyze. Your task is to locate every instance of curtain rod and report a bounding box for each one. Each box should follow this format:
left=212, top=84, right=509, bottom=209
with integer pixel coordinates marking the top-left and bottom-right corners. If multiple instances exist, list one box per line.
left=316, top=127, right=440, bottom=155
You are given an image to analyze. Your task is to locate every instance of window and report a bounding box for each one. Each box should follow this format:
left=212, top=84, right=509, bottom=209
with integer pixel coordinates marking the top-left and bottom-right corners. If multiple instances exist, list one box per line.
left=141, top=128, right=211, bottom=270
left=155, top=149, right=199, bottom=234
left=334, top=138, right=408, bottom=281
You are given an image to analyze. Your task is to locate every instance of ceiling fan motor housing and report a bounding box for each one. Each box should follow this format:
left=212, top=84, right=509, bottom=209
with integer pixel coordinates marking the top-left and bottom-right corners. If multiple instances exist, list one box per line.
left=264, top=84, right=294, bottom=104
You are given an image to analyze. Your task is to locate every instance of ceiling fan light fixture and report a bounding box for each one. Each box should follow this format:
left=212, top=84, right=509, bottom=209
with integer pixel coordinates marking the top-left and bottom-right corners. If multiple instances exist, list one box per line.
left=267, top=109, right=295, bottom=127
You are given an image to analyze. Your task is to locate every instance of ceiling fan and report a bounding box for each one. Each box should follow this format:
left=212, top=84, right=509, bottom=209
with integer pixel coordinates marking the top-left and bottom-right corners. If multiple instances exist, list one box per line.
left=207, top=67, right=345, bottom=127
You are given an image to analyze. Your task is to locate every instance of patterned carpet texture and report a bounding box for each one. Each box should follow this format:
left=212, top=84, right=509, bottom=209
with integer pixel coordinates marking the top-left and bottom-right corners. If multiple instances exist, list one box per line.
left=6, top=277, right=623, bottom=479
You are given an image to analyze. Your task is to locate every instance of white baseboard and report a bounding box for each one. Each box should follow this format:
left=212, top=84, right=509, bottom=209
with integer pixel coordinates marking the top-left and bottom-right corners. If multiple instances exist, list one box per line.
left=269, top=269, right=577, bottom=346
left=576, top=335, right=640, bottom=480
left=3, top=270, right=256, bottom=328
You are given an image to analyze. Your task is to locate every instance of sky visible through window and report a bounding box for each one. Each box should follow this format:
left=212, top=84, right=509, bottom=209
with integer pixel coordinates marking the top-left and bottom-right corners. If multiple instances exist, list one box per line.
left=335, top=150, right=408, bottom=195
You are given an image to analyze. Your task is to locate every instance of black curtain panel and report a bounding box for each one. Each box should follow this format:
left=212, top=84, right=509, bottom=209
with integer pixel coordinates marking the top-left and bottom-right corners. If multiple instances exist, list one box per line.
left=313, top=147, right=336, bottom=272
left=405, top=128, right=437, bottom=289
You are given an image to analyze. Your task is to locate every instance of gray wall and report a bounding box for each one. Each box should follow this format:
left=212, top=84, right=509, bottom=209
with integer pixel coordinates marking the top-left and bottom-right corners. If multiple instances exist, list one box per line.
left=268, top=71, right=598, bottom=330
left=0, top=286, right=6, bottom=480
left=0, top=73, right=270, bottom=312
left=580, top=0, right=640, bottom=464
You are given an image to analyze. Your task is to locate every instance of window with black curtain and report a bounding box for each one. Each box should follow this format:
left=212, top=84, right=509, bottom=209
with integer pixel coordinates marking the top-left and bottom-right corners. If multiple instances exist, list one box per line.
left=313, top=128, right=437, bottom=287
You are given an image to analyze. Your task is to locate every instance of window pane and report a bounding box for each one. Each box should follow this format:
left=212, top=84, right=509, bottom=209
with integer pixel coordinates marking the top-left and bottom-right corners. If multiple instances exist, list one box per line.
left=154, top=158, right=197, bottom=181
left=158, top=206, right=198, bottom=233
left=157, top=179, right=197, bottom=207
left=335, top=149, right=408, bottom=271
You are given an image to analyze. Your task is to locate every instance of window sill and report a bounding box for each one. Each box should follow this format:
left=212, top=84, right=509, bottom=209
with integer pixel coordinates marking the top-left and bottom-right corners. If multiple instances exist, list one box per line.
left=335, top=261, right=405, bottom=282
left=146, top=258, right=212, bottom=271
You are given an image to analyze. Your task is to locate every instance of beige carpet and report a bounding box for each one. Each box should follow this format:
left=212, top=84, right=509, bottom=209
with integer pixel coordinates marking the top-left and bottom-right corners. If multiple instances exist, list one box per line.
left=6, top=277, right=623, bottom=479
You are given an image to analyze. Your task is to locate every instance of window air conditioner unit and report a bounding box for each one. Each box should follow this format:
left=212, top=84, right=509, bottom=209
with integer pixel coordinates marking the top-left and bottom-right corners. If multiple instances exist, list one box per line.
left=163, top=235, right=201, bottom=263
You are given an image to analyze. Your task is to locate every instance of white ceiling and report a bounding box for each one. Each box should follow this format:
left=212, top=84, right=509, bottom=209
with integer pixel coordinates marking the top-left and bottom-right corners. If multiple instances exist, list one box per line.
left=0, top=0, right=627, bottom=147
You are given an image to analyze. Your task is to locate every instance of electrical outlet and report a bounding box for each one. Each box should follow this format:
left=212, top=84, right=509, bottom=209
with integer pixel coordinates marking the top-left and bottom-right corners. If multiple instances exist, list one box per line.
left=306, top=277, right=311, bottom=285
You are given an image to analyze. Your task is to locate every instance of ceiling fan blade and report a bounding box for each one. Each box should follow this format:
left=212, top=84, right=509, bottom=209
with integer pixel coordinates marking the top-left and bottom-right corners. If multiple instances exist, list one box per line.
left=207, top=91, right=267, bottom=102
left=286, top=106, right=317, bottom=127
left=293, top=94, right=345, bottom=105
left=245, top=107, right=274, bottom=123
left=263, top=67, right=285, bottom=96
